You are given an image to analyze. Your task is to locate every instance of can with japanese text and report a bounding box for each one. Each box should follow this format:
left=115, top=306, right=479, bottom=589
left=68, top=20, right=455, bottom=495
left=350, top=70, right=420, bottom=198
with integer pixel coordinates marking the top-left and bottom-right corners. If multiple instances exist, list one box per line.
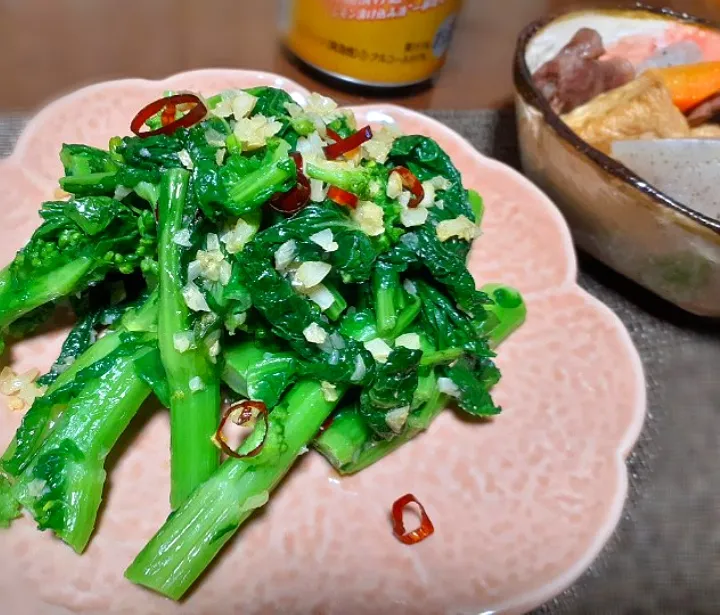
left=279, top=0, right=462, bottom=88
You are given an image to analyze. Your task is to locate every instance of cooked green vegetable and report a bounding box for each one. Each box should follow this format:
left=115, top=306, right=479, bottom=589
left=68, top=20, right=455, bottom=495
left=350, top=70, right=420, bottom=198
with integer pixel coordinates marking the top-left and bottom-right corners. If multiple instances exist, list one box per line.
left=125, top=379, right=342, bottom=600
left=0, top=86, right=526, bottom=599
left=156, top=169, right=220, bottom=509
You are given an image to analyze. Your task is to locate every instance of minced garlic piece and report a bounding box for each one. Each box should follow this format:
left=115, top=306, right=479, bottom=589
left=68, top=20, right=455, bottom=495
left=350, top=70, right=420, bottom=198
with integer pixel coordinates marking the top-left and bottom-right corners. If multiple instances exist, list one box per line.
left=429, top=176, right=452, bottom=191
left=363, top=338, right=393, bottom=363
left=173, top=331, right=195, bottom=353
left=385, top=405, right=410, bottom=434
left=362, top=125, right=399, bottom=163
left=294, top=261, right=332, bottom=290
left=400, top=206, right=428, bottom=228
left=309, top=229, right=339, bottom=252
left=321, top=381, right=339, bottom=402
left=274, top=240, right=297, bottom=273
left=173, top=229, right=192, bottom=248
left=352, top=201, right=385, bottom=236
left=303, top=92, right=341, bottom=122
left=189, top=376, right=205, bottom=392
left=386, top=171, right=403, bottom=199
left=310, top=179, right=327, bottom=202
left=221, top=217, right=256, bottom=254
left=436, top=215, right=477, bottom=242
left=177, top=149, right=194, bottom=170
left=303, top=322, right=328, bottom=344
left=182, top=283, right=212, bottom=312
left=395, top=333, right=421, bottom=350
left=231, top=91, right=258, bottom=119
left=0, top=366, right=45, bottom=412
left=438, top=377, right=461, bottom=398
left=233, top=115, right=283, bottom=150
left=307, top=284, right=335, bottom=311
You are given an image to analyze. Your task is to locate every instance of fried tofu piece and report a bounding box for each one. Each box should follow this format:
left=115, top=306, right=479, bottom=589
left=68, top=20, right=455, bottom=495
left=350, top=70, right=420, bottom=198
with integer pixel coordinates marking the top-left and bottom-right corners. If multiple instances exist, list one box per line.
left=562, top=72, right=690, bottom=154
left=689, top=123, right=720, bottom=138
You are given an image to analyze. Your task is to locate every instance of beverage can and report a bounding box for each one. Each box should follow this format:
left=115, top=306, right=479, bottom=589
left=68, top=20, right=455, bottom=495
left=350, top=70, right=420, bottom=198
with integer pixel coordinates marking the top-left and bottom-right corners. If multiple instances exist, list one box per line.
left=280, top=0, right=462, bottom=88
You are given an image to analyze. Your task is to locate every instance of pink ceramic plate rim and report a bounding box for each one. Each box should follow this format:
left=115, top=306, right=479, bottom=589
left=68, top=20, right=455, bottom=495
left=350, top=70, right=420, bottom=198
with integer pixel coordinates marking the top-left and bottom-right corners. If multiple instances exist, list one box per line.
left=0, top=69, right=646, bottom=615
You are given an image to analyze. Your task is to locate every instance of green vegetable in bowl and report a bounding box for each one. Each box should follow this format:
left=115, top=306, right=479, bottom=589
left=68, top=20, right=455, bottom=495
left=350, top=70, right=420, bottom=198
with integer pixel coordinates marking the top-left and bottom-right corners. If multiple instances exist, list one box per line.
left=0, top=86, right=526, bottom=599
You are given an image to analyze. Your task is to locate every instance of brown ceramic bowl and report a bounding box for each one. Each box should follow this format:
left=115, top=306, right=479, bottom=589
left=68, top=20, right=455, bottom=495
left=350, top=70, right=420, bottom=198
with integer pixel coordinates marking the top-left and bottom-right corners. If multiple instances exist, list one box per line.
left=514, top=5, right=720, bottom=316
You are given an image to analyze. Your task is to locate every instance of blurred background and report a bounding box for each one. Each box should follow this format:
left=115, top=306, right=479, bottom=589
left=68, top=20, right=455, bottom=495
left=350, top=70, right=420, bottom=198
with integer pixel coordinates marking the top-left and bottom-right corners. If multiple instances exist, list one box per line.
left=2, top=0, right=720, bottom=112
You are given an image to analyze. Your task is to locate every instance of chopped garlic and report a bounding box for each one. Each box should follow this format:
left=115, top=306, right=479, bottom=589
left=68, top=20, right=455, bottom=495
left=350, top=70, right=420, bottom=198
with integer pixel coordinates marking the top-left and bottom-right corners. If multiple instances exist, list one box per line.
left=26, top=479, right=47, bottom=498
left=403, top=279, right=417, bottom=296
left=113, top=185, right=133, bottom=200
left=239, top=491, right=269, bottom=513
left=225, top=311, right=247, bottom=334
left=231, top=91, right=258, bottom=119
left=173, top=229, right=192, bottom=248
left=368, top=180, right=382, bottom=198
left=173, top=331, right=195, bottom=353
left=309, top=229, right=339, bottom=252
left=438, top=377, right=461, bottom=398
left=352, top=201, right=385, bottom=236
left=419, top=181, right=435, bottom=208
left=208, top=340, right=221, bottom=362
left=395, top=333, right=421, bottom=350
left=364, top=338, right=393, bottom=363
left=196, top=246, right=231, bottom=285
left=177, top=149, right=194, bottom=170
left=274, top=240, right=297, bottom=272
left=206, top=233, right=220, bottom=252
left=0, top=367, right=45, bottom=412
left=187, top=259, right=203, bottom=282
left=436, top=215, right=478, bottom=242
left=205, top=127, right=227, bottom=147
left=398, top=190, right=412, bottom=208
left=307, top=284, right=335, bottom=311
left=400, top=205, right=428, bottom=227
left=189, top=376, right=205, bottom=392
left=351, top=354, right=368, bottom=382
left=310, top=179, right=327, bottom=203
left=385, top=406, right=410, bottom=434
left=210, top=89, right=240, bottom=118
left=233, top=115, right=283, bottom=150
left=296, top=132, right=327, bottom=162
left=303, top=92, right=341, bottom=122
left=362, top=125, right=399, bottom=163
left=221, top=217, right=256, bottom=254
left=294, top=261, right=332, bottom=289
left=321, top=381, right=339, bottom=402
left=215, top=148, right=226, bottom=166
left=435, top=198, right=445, bottom=210
left=303, top=322, right=328, bottom=344
left=182, top=283, right=211, bottom=312
left=429, top=176, right=452, bottom=191
left=386, top=171, right=403, bottom=199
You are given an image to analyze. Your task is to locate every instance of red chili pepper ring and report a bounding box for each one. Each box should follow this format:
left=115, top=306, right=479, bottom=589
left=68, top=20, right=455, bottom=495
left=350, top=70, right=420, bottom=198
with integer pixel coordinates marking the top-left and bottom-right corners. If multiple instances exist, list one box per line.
left=131, top=93, right=208, bottom=138
left=391, top=493, right=435, bottom=545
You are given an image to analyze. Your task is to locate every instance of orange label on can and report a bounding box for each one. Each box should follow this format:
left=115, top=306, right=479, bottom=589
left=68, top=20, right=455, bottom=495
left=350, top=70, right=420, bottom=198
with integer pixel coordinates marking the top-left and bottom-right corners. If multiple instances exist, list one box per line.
left=283, top=0, right=462, bottom=86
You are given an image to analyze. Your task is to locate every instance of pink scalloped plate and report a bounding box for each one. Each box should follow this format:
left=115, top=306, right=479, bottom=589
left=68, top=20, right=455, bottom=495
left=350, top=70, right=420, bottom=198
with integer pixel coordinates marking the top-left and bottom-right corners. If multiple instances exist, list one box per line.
left=0, top=70, right=645, bottom=615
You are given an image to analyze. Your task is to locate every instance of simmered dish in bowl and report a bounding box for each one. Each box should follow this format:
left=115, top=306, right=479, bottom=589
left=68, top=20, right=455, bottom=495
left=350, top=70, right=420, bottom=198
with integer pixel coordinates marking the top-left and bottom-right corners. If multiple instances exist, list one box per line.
left=515, top=6, right=720, bottom=316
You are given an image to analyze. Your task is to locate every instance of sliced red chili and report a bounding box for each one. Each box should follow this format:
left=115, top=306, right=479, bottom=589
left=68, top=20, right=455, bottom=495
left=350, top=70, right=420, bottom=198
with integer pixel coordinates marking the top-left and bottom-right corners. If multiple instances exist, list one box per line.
left=391, top=166, right=424, bottom=208
left=323, top=125, right=373, bottom=160
left=391, top=493, right=434, bottom=545
left=325, top=127, right=342, bottom=143
left=327, top=185, right=358, bottom=209
left=213, top=400, right=269, bottom=459
left=290, top=151, right=304, bottom=173
left=270, top=171, right=311, bottom=216
left=130, top=93, right=207, bottom=138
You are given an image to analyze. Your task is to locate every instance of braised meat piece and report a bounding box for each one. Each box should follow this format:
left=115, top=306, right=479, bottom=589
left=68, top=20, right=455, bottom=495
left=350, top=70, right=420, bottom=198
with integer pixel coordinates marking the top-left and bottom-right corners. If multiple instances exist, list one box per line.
left=533, top=28, right=636, bottom=114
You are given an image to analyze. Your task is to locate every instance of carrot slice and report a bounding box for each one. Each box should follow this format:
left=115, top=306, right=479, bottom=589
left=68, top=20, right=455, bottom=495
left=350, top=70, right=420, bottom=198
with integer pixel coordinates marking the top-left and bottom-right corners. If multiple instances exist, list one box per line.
left=653, top=61, right=720, bottom=113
